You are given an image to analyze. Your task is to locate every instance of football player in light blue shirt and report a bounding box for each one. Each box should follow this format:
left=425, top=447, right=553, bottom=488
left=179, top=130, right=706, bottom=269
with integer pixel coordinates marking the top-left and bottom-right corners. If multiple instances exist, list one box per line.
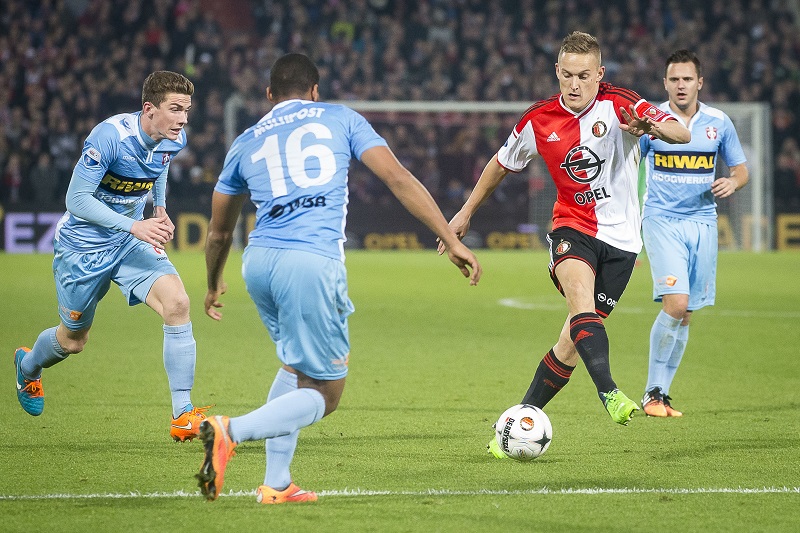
left=194, top=53, right=481, bottom=504
left=14, top=71, right=210, bottom=441
left=639, top=50, right=749, bottom=417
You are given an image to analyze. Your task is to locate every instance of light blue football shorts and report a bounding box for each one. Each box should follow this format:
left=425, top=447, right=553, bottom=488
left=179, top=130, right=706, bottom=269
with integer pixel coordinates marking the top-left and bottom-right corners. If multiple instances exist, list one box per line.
left=53, top=237, right=179, bottom=330
left=642, top=215, right=717, bottom=311
left=242, top=246, right=355, bottom=381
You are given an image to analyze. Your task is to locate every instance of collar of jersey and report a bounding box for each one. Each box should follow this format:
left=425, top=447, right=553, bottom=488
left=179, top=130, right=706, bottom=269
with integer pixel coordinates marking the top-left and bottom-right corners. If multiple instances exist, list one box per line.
left=558, top=95, right=597, bottom=118
left=133, top=112, right=160, bottom=151
left=271, top=99, right=315, bottom=112
left=260, top=99, right=315, bottom=123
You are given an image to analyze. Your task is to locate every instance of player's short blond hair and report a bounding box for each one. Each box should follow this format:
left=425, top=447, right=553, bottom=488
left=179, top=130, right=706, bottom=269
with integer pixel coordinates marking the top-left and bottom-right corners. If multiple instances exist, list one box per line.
left=142, top=71, right=194, bottom=108
left=559, top=31, right=602, bottom=64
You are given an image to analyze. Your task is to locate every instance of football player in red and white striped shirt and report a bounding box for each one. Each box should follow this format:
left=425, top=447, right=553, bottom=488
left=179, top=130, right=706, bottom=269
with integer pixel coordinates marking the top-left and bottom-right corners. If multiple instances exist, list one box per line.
left=443, top=32, right=690, bottom=449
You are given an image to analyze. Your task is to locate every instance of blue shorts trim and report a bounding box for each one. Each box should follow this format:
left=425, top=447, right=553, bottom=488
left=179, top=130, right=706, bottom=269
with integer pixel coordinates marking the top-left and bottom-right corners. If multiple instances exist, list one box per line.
left=242, top=246, right=354, bottom=380
left=642, top=215, right=717, bottom=311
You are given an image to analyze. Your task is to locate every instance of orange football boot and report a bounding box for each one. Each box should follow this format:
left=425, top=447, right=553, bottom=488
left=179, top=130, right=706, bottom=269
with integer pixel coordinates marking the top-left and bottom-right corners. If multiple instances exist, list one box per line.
left=256, top=482, right=318, bottom=504
left=664, top=396, right=683, bottom=417
left=170, top=405, right=211, bottom=442
left=196, top=415, right=237, bottom=501
left=642, top=387, right=668, bottom=417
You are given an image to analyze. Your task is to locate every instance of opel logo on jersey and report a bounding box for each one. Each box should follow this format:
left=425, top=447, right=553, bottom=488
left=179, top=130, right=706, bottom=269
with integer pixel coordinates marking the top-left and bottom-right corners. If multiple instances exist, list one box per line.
left=559, top=145, right=605, bottom=184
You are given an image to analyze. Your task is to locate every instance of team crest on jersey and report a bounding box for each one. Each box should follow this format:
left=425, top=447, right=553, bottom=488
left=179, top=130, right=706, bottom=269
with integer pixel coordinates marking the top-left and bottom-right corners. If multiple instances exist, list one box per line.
left=82, top=147, right=101, bottom=167
left=592, top=120, right=607, bottom=137
left=162, top=153, right=171, bottom=165
left=559, top=145, right=605, bottom=184
left=555, top=240, right=571, bottom=255
left=706, top=127, right=717, bottom=140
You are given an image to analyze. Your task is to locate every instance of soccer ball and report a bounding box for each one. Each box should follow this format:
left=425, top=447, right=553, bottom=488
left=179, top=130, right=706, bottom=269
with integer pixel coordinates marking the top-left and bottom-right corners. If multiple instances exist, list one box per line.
left=494, top=404, right=552, bottom=461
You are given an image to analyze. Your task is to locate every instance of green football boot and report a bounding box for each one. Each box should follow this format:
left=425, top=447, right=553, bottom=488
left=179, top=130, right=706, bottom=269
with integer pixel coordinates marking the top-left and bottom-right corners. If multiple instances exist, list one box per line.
left=487, top=437, right=508, bottom=459
left=601, top=389, right=639, bottom=425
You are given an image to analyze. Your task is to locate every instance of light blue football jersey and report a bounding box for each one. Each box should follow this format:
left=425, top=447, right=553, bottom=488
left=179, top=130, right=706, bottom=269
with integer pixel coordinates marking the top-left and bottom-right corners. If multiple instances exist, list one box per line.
left=641, top=101, right=746, bottom=223
left=55, top=112, right=186, bottom=252
left=215, top=99, right=387, bottom=262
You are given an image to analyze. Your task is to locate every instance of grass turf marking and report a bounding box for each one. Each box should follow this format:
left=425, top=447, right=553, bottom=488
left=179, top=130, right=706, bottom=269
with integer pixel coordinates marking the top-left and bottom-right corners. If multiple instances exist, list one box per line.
left=2, top=486, right=799, bottom=501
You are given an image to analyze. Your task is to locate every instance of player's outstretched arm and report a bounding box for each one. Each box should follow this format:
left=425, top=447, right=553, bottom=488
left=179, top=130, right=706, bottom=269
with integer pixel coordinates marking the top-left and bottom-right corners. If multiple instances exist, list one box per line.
left=711, top=162, right=749, bottom=198
left=619, top=104, right=691, bottom=144
left=204, top=190, right=246, bottom=320
left=360, top=146, right=481, bottom=285
left=437, top=154, right=509, bottom=255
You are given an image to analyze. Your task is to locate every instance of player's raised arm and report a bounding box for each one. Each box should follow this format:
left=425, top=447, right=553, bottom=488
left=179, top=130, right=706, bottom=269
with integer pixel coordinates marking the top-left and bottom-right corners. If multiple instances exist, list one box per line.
left=360, top=145, right=481, bottom=285
left=619, top=103, right=691, bottom=144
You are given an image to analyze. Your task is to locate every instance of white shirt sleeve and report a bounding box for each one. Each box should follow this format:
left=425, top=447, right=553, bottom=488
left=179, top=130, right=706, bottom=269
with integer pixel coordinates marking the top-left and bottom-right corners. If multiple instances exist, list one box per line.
left=496, top=120, right=538, bottom=172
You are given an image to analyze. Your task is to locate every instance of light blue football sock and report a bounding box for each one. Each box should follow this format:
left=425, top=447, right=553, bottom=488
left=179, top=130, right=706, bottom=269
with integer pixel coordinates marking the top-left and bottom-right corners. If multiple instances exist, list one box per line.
left=664, top=324, right=689, bottom=396
left=645, top=310, right=681, bottom=393
left=228, top=387, right=325, bottom=443
left=21, top=327, right=69, bottom=379
left=163, top=322, right=196, bottom=418
left=264, top=368, right=300, bottom=490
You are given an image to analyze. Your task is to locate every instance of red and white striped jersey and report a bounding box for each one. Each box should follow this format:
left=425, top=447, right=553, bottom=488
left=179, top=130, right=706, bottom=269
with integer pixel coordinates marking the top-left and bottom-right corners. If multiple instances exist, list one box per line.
left=497, top=82, right=676, bottom=253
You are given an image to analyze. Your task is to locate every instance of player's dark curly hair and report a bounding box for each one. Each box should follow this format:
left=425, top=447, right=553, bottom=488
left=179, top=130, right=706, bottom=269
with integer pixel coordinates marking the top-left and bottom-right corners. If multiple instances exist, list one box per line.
left=665, top=49, right=703, bottom=77
left=142, top=71, right=194, bottom=107
left=269, top=53, right=320, bottom=100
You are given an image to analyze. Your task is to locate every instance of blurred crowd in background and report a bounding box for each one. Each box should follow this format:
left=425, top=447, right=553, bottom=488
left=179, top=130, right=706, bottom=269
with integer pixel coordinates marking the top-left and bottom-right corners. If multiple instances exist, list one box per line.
left=2, top=0, right=799, bottom=216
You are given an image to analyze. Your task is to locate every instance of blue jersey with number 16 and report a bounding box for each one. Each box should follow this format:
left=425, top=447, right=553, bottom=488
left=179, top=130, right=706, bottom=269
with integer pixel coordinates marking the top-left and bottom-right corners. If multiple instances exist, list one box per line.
left=215, top=99, right=387, bottom=262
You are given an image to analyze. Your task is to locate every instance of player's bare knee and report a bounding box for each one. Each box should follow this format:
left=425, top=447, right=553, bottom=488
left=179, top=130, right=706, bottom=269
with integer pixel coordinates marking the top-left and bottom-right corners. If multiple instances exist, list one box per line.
left=60, top=335, right=87, bottom=354
left=663, top=295, right=689, bottom=319
left=162, top=292, right=191, bottom=323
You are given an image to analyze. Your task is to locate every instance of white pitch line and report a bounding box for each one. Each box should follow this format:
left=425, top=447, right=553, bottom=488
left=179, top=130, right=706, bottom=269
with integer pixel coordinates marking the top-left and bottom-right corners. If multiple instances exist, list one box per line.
left=497, top=298, right=800, bottom=319
left=1, top=487, right=798, bottom=501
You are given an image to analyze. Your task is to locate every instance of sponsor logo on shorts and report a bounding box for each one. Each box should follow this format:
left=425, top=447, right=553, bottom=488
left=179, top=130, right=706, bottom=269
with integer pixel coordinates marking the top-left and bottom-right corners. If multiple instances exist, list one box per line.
left=666, top=275, right=678, bottom=287
left=555, top=240, right=571, bottom=255
left=332, top=353, right=349, bottom=367
left=69, top=310, right=82, bottom=321
left=597, top=293, right=618, bottom=308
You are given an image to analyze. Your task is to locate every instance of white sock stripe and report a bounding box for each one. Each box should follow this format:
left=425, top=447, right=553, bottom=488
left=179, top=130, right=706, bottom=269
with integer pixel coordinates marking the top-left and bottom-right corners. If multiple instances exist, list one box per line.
left=1, top=486, right=797, bottom=500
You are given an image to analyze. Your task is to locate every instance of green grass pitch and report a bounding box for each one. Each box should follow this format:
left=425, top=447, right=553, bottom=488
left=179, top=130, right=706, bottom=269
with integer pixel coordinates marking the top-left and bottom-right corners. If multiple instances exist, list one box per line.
left=1, top=250, right=798, bottom=531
